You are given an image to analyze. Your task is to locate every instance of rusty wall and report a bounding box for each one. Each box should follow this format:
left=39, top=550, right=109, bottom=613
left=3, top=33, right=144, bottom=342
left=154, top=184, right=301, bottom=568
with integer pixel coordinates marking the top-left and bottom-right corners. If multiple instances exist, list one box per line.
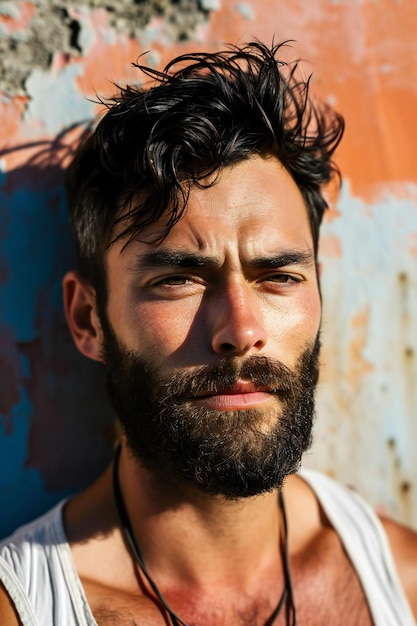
left=0, top=0, right=416, bottom=537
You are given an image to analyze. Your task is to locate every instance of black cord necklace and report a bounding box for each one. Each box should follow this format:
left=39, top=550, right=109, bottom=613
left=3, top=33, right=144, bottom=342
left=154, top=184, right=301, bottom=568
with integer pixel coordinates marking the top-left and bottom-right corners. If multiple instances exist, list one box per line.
left=112, top=445, right=297, bottom=626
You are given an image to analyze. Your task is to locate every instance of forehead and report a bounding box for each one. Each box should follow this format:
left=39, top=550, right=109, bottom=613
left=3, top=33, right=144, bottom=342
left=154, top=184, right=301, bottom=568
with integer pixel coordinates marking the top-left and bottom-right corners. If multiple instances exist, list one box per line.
left=110, top=155, right=314, bottom=264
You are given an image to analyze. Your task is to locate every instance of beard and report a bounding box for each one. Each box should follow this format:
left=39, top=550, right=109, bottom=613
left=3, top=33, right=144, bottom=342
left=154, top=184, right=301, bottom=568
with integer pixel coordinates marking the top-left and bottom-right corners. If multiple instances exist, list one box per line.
left=102, top=325, right=320, bottom=499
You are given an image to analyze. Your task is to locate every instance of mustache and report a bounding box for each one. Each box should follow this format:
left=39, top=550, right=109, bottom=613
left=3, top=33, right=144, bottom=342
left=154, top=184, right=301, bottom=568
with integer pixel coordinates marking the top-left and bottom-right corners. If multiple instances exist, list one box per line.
left=160, top=355, right=304, bottom=401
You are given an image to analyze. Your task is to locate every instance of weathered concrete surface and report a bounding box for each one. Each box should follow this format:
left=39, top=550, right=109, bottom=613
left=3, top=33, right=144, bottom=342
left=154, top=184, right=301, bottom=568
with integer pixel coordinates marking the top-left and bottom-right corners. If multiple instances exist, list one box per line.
left=0, top=0, right=209, bottom=95
left=1, top=0, right=417, bottom=537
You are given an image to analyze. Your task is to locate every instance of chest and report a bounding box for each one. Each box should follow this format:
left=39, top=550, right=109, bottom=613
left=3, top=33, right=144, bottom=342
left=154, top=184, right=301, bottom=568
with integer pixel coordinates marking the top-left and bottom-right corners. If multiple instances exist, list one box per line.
left=290, top=550, right=373, bottom=626
left=85, top=554, right=373, bottom=626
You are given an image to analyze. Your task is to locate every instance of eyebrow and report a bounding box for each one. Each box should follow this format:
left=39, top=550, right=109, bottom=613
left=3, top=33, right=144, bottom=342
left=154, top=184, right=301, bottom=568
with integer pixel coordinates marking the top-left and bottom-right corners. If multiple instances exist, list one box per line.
left=133, top=250, right=220, bottom=271
left=131, top=249, right=315, bottom=272
left=246, top=251, right=315, bottom=269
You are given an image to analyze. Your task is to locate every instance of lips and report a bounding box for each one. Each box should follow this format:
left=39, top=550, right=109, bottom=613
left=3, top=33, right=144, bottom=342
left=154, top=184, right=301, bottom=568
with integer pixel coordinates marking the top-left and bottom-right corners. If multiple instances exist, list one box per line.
left=193, top=380, right=275, bottom=410
left=195, top=380, right=271, bottom=396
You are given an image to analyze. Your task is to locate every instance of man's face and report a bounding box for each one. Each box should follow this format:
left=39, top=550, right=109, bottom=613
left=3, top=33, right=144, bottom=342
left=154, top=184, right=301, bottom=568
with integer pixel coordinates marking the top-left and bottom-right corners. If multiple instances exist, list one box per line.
left=101, top=156, right=322, bottom=497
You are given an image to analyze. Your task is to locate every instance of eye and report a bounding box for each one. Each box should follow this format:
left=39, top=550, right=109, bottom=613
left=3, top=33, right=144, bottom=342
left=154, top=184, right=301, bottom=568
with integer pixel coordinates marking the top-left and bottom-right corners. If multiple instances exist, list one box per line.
left=148, top=274, right=204, bottom=300
left=256, top=272, right=305, bottom=295
left=155, top=275, right=193, bottom=286
left=263, top=273, right=302, bottom=284
left=148, top=274, right=204, bottom=297
left=151, top=274, right=195, bottom=289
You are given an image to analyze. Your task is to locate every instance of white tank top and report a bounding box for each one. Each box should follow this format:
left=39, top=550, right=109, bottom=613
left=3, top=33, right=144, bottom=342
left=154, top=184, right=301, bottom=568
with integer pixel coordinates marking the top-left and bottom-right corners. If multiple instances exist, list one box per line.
left=0, top=469, right=415, bottom=625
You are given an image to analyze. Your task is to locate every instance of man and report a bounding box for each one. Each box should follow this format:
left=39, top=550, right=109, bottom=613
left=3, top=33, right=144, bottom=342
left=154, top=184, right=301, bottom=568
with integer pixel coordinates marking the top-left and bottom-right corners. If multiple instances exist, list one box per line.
left=0, top=41, right=416, bottom=625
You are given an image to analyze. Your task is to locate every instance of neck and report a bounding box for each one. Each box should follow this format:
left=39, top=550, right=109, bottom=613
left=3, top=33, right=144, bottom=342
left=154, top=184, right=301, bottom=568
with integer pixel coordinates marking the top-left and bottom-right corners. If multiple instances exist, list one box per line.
left=116, top=441, right=284, bottom=589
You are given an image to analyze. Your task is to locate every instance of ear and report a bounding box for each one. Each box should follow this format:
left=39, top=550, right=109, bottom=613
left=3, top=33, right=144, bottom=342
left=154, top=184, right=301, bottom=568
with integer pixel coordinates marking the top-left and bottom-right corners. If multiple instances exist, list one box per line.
left=63, top=271, right=104, bottom=363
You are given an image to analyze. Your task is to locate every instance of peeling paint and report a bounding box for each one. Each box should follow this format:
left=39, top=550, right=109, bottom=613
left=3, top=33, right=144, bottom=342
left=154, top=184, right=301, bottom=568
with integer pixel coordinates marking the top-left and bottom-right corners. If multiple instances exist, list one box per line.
left=200, top=0, right=221, bottom=9
left=0, top=1, right=212, bottom=96
left=25, top=65, right=95, bottom=134
left=236, top=2, right=256, bottom=20
left=1, top=0, right=417, bottom=537
left=313, top=180, right=417, bottom=526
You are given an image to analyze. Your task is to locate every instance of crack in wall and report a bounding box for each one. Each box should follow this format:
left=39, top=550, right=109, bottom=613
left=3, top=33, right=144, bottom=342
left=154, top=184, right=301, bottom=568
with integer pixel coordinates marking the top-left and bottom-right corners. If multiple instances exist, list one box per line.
left=0, top=0, right=212, bottom=96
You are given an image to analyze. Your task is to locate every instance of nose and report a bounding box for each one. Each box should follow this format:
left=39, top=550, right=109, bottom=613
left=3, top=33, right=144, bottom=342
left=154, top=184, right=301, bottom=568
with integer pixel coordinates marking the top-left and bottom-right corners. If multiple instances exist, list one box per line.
left=210, top=281, right=267, bottom=356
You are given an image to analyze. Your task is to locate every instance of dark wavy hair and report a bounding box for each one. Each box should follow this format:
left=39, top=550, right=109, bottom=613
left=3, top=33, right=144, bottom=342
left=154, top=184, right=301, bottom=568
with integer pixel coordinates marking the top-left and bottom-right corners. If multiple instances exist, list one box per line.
left=66, top=40, right=344, bottom=307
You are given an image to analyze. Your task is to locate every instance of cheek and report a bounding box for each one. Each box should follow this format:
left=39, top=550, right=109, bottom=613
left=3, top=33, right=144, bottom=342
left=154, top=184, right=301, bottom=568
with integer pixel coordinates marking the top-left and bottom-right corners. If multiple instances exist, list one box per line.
left=263, top=290, right=321, bottom=352
left=121, top=301, right=199, bottom=356
left=300, top=290, right=322, bottom=335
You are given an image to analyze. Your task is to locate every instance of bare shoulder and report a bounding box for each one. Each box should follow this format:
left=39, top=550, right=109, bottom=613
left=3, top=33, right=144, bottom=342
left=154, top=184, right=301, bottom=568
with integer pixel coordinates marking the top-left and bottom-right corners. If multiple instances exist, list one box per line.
left=380, top=515, right=417, bottom=618
left=283, top=473, right=327, bottom=551
left=0, top=583, right=22, bottom=626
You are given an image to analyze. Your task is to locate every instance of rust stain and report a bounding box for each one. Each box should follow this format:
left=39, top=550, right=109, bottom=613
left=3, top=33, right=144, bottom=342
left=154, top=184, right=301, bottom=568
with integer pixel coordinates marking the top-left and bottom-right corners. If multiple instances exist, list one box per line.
left=352, top=309, right=369, bottom=330
left=348, top=309, right=374, bottom=378
left=398, top=269, right=417, bottom=482
left=0, top=327, right=21, bottom=423
left=387, top=434, right=414, bottom=525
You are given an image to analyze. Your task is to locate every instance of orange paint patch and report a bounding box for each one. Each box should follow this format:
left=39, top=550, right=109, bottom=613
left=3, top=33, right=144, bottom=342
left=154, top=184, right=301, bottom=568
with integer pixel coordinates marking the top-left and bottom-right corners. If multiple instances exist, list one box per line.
left=202, top=0, right=417, bottom=201
left=2, top=122, right=89, bottom=176
left=349, top=309, right=373, bottom=375
left=337, top=85, right=417, bottom=202
left=61, top=0, right=417, bottom=205
left=0, top=95, right=29, bottom=147
left=204, top=3, right=258, bottom=46
left=88, top=7, right=109, bottom=31
left=74, top=34, right=146, bottom=101
left=318, top=234, right=342, bottom=258
left=0, top=2, right=36, bottom=35
left=352, top=309, right=369, bottom=331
